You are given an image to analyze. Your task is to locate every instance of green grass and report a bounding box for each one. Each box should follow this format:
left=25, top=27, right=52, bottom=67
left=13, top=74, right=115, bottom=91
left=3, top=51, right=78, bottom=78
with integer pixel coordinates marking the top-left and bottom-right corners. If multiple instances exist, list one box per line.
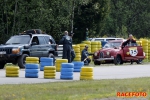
left=0, top=77, right=150, bottom=100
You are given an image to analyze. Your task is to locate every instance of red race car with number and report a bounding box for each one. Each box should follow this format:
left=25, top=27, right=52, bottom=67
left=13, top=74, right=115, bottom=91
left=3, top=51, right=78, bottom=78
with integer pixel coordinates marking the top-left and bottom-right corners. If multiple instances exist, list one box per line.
left=93, top=40, right=145, bottom=65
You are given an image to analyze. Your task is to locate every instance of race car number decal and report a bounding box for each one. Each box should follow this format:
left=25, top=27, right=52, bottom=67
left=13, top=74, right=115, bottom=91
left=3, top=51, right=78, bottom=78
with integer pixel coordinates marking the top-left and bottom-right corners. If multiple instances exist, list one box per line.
left=129, top=47, right=138, bottom=56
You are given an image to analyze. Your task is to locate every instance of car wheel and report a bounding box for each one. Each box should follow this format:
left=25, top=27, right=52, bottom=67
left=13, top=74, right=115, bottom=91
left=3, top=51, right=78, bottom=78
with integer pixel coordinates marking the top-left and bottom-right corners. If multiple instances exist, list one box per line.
left=17, top=54, right=29, bottom=68
left=114, top=55, right=123, bottom=65
left=0, top=62, right=6, bottom=69
left=94, top=61, right=101, bottom=65
left=48, top=53, right=55, bottom=65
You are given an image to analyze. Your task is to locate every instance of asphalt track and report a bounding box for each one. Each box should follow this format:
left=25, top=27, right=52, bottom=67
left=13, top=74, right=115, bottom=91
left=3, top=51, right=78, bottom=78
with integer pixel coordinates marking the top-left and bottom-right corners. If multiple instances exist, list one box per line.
left=0, top=63, right=150, bottom=85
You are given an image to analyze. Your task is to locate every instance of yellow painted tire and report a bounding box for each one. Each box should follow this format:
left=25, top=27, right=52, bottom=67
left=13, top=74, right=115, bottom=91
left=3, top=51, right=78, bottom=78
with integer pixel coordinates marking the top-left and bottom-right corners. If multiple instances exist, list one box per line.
left=74, top=48, right=80, bottom=52
left=56, top=59, right=68, bottom=63
left=145, top=56, right=148, bottom=59
left=6, top=71, right=19, bottom=74
left=79, top=44, right=87, bottom=47
left=80, top=72, right=93, bottom=76
left=97, top=42, right=101, bottom=45
left=44, top=70, right=56, bottom=73
left=73, top=45, right=80, bottom=49
left=81, top=67, right=93, bottom=72
left=75, top=53, right=81, bottom=55
left=91, top=48, right=98, bottom=52
left=143, top=50, right=148, bottom=53
left=25, top=61, right=39, bottom=64
left=56, top=68, right=61, bottom=72
left=82, top=41, right=91, bottom=44
left=76, top=55, right=81, bottom=58
left=91, top=45, right=98, bottom=48
left=6, top=74, right=19, bottom=77
left=91, top=41, right=98, bottom=45
left=80, top=76, right=93, bottom=80
left=145, top=53, right=149, bottom=56
left=26, top=57, right=39, bottom=61
left=5, top=66, right=19, bottom=71
left=44, top=73, right=55, bottom=76
left=44, top=76, right=55, bottom=79
left=56, top=63, right=61, bottom=69
left=74, top=57, right=81, bottom=61
left=44, top=66, right=56, bottom=70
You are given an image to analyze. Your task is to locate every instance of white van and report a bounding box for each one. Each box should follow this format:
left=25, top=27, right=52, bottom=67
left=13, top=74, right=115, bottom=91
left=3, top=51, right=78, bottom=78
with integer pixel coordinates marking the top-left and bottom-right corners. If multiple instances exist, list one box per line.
left=89, top=37, right=124, bottom=42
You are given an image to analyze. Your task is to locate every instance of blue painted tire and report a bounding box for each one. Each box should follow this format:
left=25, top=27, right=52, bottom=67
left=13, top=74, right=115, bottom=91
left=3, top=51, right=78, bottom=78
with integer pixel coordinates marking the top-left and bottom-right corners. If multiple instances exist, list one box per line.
left=73, top=69, right=81, bottom=72
left=61, top=68, right=73, bottom=72
left=25, top=69, right=39, bottom=73
left=25, top=64, right=39, bottom=69
left=61, top=63, right=74, bottom=68
left=60, top=75, right=73, bottom=80
left=40, top=62, right=53, bottom=67
left=40, top=67, right=44, bottom=71
left=61, top=72, right=73, bottom=76
left=72, top=61, right=84, bottom=66
left=25, top=73, right=38, bottom=78
left=40, top=57, right=53, bottom=62
left=74, top=65, right=83, bottom=69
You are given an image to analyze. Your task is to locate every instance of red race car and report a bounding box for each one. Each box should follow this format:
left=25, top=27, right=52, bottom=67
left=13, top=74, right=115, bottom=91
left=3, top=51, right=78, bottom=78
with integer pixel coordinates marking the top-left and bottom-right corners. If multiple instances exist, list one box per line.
left=93, top=40, right=145, bottom=65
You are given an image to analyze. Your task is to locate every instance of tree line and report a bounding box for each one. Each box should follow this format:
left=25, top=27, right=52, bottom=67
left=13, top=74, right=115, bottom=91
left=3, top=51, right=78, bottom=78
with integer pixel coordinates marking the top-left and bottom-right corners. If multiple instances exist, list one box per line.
left=0, top=0, right=149, bottom=43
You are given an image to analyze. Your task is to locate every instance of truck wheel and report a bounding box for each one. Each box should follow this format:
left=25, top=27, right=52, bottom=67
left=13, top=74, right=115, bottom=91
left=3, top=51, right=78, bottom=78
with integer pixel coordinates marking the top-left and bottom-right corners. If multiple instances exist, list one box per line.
left=48, top=53, right=55, bottom=65
left=94, top=61, right=101, bottom=65
left=114, top=55, right=123, bottom=65
left=0, top=62, right=6, bottom=69
left=18, top=54, right=29, bottom=68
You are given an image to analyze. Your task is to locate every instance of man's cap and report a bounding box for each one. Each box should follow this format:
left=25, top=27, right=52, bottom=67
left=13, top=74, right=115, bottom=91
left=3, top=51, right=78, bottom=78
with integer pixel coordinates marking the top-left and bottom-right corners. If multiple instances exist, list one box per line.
left=85, top=45, right=88, bottom=48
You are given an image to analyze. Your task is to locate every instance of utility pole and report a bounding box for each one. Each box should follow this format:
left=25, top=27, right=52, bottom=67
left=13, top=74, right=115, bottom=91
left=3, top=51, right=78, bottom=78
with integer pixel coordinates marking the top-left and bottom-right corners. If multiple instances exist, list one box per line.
left=71, top=0, right=75, bottom=33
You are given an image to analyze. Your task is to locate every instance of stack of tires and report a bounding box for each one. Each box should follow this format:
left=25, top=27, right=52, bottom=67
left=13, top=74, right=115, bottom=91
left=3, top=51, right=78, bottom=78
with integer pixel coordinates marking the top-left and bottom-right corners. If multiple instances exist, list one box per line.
left=91, top=41, right=99, bottom=53
left=80, top=67, right=93, bottom=80
left=72, top=61, right=84, bottom=72
left=73, top=45, right=81, bottom=61
left=26, top=57, right=39, bottom=64
left=25, top=64, right=39, bottom=78
left=44, top=66, right=56, bottom=79
left=79, top=44, right=87, bottom=53
left=5, top=66, right=19, bottom=77
left=82, top=41, right=91, bottom=53
left=98, top=41, right=102, bottom=50
left=40, top=57, right=53, bottom=71
left=56, top=59, right=68, bottom=72
left=140, top=39, right=149, bottom=61
left=60, top=63, right=74, bottom=80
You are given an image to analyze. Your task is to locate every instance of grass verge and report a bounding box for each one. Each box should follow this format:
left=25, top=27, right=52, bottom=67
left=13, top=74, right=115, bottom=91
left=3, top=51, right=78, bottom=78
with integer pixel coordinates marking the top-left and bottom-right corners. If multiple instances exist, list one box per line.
left=0, top=77, right=150, bottom=100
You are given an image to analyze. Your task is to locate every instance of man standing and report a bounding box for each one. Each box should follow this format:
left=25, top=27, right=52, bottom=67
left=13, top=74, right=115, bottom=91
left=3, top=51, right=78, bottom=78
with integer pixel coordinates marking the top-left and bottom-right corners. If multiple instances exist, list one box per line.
left=81, top=45, right=91, bottom=65
left=58, top=31, right=72, bottom=63
left=122, top=34, right=137, bottom=47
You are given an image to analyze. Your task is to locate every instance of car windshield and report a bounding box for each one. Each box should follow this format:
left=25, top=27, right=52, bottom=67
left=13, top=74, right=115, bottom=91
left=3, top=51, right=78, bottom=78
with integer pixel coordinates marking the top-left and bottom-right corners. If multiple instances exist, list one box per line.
left=103, top=42, right=122, bottom=48
left=6, top=35, right=31, bottom=44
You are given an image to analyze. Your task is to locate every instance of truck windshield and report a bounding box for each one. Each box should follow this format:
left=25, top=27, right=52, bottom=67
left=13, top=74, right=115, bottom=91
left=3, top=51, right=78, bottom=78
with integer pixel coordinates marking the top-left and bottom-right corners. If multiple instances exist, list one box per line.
left=6, top=35, right=31, bottom=44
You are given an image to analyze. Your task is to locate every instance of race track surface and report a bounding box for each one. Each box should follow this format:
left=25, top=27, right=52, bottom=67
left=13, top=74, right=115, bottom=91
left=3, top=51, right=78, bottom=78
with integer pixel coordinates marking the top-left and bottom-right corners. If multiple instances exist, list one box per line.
left=0, top=63, right=150, bottom=85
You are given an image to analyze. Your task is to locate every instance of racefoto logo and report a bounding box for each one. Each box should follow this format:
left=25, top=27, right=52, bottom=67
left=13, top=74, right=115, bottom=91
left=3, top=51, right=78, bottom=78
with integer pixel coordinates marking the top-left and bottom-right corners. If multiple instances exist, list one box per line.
left=117, top=92, right=147, bottom=98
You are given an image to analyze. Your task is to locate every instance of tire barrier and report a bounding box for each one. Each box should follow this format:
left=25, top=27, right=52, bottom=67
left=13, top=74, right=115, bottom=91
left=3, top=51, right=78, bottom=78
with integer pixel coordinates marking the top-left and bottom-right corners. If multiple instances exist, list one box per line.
left=25, top=64, right=39, bottom=78
left=140, top=39, right=148, bottom=61
left=72, top=61, right=84, bottom=72
left=73, top=45, right=81, bottom=61
left=79, top=44, right=87, bottom=53
left=44, top=66, right=56, bottom=79
left=60, top=63, right=74, bottom=80
left=148, top=41, right=150, bottom=61
left=80, top=67, right=93, bottom=80
left=40, top=57, right=53, bottom=71
left=5, top=66, right=19, bottom=77
left=91, top=41, right=101, bottom=53
left=25, top=57, right=39, bottom=64
left=56, top=59, right=68, bottom=72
